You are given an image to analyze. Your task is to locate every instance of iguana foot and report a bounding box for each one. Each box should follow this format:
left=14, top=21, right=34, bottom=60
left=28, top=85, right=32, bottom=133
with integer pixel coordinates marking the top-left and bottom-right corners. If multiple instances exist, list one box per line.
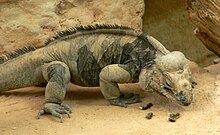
left=110, top=93, right=142, bottom=108
left=37, top=103, right=72, bottom=123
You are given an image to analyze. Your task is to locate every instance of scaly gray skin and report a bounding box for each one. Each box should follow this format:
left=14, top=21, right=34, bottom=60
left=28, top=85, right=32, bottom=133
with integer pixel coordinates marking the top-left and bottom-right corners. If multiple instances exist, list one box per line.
left=0, top=24, right=196, bottom=122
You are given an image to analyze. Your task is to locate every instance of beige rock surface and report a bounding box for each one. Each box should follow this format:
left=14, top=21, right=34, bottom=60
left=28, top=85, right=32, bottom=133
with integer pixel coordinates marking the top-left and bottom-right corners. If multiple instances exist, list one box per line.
left=0, top=0, right=218, bottom=66
left=143, top=0, right=217, bottom=66
left=0, top=0, right=144, bottom=53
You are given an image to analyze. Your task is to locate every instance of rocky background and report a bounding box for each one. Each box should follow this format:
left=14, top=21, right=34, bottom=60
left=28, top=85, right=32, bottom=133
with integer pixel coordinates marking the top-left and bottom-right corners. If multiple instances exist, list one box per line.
left=143, top=0, right=217, bottom=66
left=0, top=0, right=218, bottom=66
left=0, top=0, right=144, bottom=53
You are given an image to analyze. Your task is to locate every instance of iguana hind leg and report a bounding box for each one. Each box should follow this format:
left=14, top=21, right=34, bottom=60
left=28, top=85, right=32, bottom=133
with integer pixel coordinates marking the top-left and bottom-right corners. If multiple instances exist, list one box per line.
left=99, top=64, right=141, bottom=107
left=38, top=61, right=71, bottom=122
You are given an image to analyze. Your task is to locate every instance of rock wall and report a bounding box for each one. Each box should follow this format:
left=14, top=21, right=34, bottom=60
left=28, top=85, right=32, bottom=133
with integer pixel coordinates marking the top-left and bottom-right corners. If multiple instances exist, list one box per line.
left=0, top=0, right=144, bottom=53
left=0, top=0, right=218, bottom=66
left=143, top=0, right=217, bottom=66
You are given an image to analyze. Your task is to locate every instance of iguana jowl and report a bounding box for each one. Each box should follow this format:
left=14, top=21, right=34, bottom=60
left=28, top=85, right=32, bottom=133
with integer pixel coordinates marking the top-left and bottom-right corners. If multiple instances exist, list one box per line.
left=0, top=24, right=196, bottom=122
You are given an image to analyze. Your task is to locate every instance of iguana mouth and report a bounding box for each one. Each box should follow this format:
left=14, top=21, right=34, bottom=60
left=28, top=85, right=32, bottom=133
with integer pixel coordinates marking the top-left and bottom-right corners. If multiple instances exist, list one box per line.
left=162, top=81, right=190, bottom=106
left=163, top=81, right=175, bottom=95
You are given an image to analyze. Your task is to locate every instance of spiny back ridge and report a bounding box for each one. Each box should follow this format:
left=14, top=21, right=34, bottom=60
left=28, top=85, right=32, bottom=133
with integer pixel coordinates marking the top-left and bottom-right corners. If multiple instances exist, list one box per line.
left=44, top=24, right=134, bottom=46
left=0, top=45, right=36, bottom=64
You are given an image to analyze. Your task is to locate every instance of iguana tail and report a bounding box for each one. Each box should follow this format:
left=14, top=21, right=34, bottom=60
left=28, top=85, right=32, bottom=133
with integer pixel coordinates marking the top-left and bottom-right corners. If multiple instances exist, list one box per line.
left=0, top=48, right=46, bottom=91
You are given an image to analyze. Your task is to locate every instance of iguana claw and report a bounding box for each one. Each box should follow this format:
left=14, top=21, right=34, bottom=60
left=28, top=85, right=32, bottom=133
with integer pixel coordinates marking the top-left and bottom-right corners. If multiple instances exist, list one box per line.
left=110, top=93, right=142, bottom=107
left=37, top=103, right=72, bottom=123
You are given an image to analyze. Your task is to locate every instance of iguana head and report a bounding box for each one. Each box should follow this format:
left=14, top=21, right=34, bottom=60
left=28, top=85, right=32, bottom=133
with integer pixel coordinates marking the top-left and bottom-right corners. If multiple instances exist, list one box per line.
left=139, top=51, right=195, bottom=106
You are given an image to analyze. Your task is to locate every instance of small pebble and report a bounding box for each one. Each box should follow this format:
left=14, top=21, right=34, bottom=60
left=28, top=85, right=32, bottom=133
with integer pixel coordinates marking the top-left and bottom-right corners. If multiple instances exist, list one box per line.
left=168, top=113, right=180, bottom=122
left=145, top=112, right=153, bottom=119
left=139, top=103, right=153, bottom=110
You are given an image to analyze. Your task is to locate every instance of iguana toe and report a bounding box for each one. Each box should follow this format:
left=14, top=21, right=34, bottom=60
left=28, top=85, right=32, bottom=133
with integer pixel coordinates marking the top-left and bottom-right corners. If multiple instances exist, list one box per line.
left=55, top=108, right=71, bottom=118
left=110, top=99, right=127, bottom=107
left=37, top=110, right=45, bottom=119
left=124, top=93, right=141, bottom=103
left=51, top=110, right=64, bottom=123
left=37, top=103, right=72, bottom=122
left=61, top=104, right=72, bottom=113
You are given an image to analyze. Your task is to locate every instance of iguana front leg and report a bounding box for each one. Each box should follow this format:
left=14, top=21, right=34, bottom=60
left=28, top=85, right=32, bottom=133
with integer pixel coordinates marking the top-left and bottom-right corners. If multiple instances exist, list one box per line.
left=99, top=64, right=141, bottom=107
left=38, top=61, right=71, bottom=122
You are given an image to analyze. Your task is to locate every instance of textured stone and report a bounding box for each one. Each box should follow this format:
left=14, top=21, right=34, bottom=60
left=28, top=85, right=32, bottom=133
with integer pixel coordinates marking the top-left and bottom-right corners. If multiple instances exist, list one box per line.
left=143, top=0, right=217, bottom=66
left=0, top=0, right=144, bottom=53
left=1, top=0, right=217, bottom=67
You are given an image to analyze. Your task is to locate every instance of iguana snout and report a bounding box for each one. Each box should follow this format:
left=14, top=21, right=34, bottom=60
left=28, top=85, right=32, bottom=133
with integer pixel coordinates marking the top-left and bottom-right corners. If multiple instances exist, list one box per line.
left=162, top=72, right=193, bottom=106
left=139, top=51, right=195, bottom=106
left=157, top=51, right=194, bottom=106
left=175, top=90, right=192, bottom=106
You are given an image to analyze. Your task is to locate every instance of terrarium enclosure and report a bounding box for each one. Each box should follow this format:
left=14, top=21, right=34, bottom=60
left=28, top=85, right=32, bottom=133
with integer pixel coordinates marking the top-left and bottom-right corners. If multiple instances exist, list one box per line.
left=0, top=0, right=219, bottom=135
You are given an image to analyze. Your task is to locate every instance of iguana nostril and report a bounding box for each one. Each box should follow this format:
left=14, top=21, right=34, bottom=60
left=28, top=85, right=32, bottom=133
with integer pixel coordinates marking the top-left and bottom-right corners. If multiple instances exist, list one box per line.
left=178, top=91, right=184, bottom=96
left=180, top=97, right=187, bottom=102
left=176, top=91, right=187, bottom=102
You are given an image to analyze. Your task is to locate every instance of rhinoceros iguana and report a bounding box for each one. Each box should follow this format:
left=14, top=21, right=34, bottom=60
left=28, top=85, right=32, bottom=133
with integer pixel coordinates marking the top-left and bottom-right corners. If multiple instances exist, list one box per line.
left=0, top=24, right=196, bottom=122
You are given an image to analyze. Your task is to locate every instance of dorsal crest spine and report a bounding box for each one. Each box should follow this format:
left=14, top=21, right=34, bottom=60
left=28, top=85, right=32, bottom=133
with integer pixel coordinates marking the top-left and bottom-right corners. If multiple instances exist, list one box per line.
left=0, top=45, right=36, bottom=64
left=44, top=24, right=134, bottom=46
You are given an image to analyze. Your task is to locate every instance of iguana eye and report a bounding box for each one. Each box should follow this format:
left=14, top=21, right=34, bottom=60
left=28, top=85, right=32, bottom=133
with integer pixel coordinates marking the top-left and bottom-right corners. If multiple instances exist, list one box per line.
left=177, top=70, right=184, bottom=74
left=165, top=79, right=172, bottom=87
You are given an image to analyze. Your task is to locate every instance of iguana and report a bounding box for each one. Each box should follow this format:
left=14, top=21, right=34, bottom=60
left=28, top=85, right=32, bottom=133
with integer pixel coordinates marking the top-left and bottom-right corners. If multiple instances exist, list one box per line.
left=0, top=24, right=196, bottom=122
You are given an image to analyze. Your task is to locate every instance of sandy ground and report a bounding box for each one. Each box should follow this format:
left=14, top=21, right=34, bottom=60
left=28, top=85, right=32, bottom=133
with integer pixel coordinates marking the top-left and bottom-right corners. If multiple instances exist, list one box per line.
left=0, top=63, right=219, bottom=135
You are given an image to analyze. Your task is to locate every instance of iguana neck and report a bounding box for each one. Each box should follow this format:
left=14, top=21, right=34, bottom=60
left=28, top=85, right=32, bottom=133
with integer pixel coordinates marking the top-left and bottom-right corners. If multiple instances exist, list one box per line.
left=139, top=63, right=165, bottom=93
